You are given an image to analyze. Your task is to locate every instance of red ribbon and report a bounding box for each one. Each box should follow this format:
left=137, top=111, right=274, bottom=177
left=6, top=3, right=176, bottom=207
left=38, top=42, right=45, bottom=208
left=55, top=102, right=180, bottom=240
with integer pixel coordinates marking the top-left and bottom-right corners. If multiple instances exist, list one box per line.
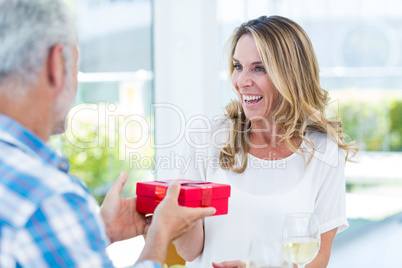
left=181, top=183, right=212, bottom=207
left=155, top=185, right=166, bottom=206
left=154, top=181, right=213, bottom=207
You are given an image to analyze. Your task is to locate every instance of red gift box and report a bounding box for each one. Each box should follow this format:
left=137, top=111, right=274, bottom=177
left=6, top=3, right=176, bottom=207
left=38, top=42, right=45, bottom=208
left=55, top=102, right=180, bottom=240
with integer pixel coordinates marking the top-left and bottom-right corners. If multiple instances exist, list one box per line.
left=136, top=180, right=231, bottom=216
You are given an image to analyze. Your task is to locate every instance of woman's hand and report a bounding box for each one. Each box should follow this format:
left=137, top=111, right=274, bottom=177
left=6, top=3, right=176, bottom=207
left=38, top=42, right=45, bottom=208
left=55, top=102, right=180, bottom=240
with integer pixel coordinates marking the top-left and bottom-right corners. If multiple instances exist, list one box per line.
left=212, top=260, right=246, bottom=268
left=100, top=171, right=149, bottom=243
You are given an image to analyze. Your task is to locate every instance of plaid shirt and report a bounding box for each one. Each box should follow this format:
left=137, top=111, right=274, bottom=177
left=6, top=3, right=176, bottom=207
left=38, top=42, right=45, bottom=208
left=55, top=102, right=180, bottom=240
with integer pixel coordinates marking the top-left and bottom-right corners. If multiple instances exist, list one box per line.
left=0, top=114, right=160, bottom=268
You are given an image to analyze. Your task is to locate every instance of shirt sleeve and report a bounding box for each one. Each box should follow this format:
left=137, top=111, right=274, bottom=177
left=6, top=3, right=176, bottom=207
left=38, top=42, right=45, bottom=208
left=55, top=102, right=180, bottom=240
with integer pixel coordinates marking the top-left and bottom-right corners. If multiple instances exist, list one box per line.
left=314, top=145, right=349, bottom=234
left=14, top=193, right=114, bottom=267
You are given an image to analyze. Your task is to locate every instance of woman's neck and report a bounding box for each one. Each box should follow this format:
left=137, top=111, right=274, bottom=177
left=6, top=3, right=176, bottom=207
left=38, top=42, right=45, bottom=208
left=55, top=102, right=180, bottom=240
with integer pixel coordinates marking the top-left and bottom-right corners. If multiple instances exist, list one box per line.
left=248, top=118, right=302, bottom=160
left=249, top=118, right=282, bottom=148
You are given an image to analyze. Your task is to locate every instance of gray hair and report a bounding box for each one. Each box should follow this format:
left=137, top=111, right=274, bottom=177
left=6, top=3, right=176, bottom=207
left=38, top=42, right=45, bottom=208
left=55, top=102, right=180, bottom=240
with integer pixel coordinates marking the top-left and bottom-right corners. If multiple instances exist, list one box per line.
left=0, top=0, right=76, bottom=93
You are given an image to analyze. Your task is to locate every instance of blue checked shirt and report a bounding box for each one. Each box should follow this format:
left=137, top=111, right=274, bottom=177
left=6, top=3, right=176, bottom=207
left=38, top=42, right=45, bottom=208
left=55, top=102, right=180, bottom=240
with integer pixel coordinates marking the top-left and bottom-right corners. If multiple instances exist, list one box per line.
left=0, top=114, right=160, bottom=268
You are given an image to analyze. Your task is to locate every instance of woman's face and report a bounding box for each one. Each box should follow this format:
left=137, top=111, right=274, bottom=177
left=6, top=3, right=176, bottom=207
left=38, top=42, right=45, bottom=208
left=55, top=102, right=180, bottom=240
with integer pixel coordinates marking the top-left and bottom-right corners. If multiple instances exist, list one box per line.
left=231, top=34, right=278, bottom=122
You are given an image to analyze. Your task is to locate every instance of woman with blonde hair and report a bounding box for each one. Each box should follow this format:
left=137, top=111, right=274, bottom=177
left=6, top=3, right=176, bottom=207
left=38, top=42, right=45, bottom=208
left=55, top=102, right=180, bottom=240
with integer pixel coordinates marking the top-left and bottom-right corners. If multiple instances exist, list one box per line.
left=173, top=15, right=358, bottom=267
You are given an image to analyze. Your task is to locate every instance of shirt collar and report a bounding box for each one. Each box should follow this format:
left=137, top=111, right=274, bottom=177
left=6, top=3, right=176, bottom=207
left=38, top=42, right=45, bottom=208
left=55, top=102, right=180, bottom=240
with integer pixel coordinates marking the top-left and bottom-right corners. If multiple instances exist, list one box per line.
left=0, top=113, right=70, bottom=173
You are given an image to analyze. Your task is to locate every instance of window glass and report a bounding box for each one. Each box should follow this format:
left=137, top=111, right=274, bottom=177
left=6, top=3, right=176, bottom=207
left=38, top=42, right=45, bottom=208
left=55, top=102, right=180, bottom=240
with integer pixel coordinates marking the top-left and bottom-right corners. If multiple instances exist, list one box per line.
left=50, top=0, right=154, bottom=203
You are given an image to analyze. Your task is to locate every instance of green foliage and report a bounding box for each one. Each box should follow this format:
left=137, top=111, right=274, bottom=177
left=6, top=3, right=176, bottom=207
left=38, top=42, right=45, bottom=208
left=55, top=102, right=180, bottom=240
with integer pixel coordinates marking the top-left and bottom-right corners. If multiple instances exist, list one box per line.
left=389, top=99, right=402, bottom=151
left=48, top=111, right=154, bottom=204
left=338, top=95, right=402, bottom=151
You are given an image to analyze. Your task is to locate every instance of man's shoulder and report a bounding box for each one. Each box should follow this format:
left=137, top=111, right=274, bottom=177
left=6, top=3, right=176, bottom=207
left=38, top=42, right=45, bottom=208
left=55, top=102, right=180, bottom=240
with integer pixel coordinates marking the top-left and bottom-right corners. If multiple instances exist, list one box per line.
left=0, top=143, right=88, bottom=228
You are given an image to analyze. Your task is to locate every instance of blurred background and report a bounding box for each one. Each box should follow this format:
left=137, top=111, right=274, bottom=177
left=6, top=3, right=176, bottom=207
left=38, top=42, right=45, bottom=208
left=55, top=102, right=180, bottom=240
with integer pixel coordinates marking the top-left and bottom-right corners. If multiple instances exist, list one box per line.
left=50, top=0, right=402, bottom=267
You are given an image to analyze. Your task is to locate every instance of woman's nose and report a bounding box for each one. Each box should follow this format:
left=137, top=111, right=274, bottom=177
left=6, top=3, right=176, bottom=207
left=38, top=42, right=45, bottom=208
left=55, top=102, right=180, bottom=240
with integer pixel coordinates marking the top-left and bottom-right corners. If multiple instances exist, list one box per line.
left=237, top=70, right=253, bottom=88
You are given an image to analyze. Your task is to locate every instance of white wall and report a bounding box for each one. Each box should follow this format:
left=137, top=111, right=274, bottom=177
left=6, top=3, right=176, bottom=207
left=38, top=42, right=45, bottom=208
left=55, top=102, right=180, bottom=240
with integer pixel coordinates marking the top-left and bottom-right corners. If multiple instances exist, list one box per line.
left=153, top=0, right=221, bottom=179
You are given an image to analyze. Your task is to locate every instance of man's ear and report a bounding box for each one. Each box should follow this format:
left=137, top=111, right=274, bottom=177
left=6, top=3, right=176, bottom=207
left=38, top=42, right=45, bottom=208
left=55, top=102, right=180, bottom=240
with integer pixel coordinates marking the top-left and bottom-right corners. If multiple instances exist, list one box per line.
left=47, top=44, right=65, bottom=91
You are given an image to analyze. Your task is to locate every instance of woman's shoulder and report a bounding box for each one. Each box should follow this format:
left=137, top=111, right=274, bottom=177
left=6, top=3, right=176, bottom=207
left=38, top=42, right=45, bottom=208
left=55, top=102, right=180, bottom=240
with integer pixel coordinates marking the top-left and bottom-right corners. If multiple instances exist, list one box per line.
left=305, top=131, right=338, bottom=150
left=304, top=132, right=345, bottom=166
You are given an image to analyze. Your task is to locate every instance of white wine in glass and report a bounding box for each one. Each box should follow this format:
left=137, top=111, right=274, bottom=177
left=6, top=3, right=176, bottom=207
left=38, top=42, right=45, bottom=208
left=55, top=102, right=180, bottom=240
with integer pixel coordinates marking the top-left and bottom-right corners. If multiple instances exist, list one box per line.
left=282, top=213, right=320, bottom=268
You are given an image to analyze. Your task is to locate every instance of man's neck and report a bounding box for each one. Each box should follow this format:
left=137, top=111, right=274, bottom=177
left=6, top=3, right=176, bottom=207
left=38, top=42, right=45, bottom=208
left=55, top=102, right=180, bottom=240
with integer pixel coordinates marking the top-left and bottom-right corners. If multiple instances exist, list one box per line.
left=0, top=84, right=52, bottom=142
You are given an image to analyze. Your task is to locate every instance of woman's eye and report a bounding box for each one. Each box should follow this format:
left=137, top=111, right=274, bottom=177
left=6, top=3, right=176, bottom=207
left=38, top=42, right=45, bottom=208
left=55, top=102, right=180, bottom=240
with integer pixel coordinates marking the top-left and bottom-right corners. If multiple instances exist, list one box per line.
left=233, top=64, right=242, bottom=71
left=255, top=66, right=265, bottom=72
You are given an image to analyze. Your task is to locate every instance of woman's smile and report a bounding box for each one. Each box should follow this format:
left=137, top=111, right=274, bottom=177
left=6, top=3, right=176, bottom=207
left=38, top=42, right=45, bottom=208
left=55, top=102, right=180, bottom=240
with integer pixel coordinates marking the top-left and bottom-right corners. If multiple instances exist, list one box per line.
left=242, top=94, right=263, bottom=107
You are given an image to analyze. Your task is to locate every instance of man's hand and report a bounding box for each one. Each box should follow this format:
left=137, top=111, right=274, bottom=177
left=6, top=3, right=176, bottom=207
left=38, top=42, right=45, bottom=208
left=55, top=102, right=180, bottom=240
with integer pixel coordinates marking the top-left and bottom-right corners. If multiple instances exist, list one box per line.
left=150, top=180, right=217, bottom=242
left=137, top=180, right=216, bottom=265
left=100, top=172, right=149, bottom=243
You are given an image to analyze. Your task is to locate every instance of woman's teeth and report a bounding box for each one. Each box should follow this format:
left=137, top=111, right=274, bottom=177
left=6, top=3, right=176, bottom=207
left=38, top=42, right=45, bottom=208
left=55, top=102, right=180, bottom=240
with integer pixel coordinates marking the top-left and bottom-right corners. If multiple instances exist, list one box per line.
left=243, top=95, right=263, bottom=104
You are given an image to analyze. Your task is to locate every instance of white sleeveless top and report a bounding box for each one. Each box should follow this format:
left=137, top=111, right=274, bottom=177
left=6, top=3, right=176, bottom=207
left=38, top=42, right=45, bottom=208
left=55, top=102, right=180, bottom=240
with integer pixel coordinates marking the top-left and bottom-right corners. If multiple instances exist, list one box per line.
left=176, top=118, right=348, bottom=267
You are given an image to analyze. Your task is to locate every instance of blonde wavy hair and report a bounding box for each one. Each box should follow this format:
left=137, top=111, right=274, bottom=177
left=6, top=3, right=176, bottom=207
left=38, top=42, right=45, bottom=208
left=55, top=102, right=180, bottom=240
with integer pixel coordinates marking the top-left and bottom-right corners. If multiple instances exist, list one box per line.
left=219, top=15, right=358, bottom=173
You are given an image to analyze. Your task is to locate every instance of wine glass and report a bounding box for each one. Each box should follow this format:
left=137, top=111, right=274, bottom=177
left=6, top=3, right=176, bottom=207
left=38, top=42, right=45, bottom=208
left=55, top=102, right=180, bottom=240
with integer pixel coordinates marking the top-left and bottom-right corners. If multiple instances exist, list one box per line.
left=248, top=238, right=290, bottom=268
left=282, top=213, right=320, bottom=268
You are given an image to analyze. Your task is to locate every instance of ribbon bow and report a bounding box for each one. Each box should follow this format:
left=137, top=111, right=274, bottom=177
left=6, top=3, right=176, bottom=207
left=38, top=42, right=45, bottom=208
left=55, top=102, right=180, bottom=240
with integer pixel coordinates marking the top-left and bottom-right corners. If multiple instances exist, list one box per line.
left=154, top=180, right=213, bottom=207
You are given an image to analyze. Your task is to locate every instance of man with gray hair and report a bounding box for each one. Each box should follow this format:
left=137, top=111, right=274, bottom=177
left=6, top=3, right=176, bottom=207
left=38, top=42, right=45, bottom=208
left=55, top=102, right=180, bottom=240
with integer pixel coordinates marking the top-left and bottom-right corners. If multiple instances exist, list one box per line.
left=0, top=0, right=215, bottom=267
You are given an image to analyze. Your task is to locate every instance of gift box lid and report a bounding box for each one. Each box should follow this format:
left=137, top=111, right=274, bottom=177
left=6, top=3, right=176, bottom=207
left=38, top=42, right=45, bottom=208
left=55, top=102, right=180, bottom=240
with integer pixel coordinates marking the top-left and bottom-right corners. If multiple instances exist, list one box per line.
left=136, top=179, right=231, bottom=202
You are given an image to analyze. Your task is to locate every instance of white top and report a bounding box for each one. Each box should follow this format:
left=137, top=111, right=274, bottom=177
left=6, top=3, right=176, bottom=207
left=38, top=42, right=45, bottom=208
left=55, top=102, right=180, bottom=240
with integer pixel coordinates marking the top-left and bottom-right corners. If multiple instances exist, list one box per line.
left=176, top=117, right=349, bottom=267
